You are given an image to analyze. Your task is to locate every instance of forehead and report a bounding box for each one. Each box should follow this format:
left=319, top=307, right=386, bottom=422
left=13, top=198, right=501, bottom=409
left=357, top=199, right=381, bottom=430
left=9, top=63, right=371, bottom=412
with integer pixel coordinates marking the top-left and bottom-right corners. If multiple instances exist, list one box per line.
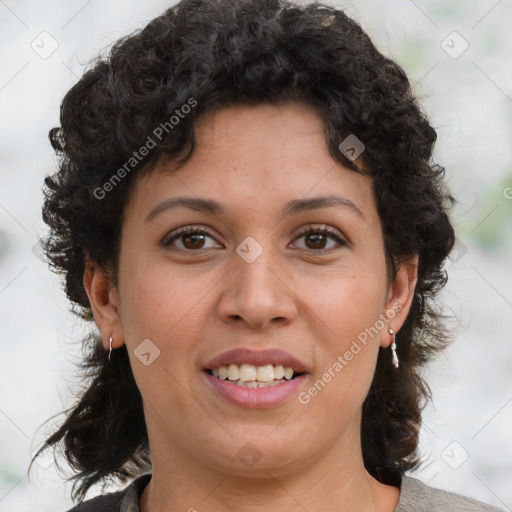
left=125, top=102, right=377, bottom=224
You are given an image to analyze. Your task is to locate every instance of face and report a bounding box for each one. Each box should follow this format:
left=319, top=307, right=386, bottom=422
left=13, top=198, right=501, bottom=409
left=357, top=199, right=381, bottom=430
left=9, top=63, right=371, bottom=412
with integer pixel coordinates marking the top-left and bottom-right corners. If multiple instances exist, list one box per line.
left=87, top=101, right=416, bottom=479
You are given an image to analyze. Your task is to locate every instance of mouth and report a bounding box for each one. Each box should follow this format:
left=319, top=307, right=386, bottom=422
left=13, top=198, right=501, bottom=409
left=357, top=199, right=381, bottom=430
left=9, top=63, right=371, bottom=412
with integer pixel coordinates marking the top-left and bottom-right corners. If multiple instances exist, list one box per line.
left=202, top=348, right=309, bottom=408
left=204, top=363, right=306, bottom=388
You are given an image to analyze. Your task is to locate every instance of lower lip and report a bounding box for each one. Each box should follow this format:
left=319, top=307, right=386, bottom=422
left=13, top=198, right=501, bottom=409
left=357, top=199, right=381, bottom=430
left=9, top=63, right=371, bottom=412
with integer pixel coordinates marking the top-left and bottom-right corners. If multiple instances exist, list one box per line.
left=203, top=371, right=308, bottom=409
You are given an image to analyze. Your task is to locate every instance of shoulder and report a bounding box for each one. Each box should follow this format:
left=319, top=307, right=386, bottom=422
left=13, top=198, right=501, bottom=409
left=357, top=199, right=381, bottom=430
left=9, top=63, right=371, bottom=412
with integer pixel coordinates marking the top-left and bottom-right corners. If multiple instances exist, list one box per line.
left=395, top=475, right=505, bottom=512
left=63, top=473, right=152, bottom=512
left=64, top=491, right=123, bottom=512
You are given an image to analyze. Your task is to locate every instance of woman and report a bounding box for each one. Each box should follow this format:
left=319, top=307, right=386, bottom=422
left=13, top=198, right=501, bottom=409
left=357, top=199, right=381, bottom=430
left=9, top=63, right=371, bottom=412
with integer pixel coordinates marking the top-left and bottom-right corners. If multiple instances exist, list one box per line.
left=29, top=0, right=504, bottom=510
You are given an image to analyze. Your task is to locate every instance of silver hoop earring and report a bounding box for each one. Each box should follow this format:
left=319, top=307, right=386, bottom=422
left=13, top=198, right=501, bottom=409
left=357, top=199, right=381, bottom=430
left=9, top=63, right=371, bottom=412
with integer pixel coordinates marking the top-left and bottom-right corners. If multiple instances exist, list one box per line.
left=388, top=328, right=399, bottom=368
left=108, top=336, right=113, bottom=362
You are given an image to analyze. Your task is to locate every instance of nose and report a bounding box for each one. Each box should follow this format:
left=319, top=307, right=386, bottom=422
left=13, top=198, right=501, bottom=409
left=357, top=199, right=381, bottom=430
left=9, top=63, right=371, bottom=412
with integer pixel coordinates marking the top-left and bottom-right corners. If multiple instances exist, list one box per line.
left=217, top=243, right=298, bottom=330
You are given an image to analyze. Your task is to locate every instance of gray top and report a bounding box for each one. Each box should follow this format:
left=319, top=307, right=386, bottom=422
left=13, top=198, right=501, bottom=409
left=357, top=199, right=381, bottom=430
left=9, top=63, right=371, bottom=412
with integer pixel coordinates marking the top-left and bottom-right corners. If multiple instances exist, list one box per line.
left=66, top=472, right=505, bottom=511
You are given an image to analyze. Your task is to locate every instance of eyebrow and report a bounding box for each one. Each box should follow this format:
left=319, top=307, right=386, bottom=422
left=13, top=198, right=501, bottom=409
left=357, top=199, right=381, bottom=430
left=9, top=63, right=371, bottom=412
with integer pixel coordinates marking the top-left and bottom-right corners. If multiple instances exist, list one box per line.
left=145, top=194, right=364, bottom=223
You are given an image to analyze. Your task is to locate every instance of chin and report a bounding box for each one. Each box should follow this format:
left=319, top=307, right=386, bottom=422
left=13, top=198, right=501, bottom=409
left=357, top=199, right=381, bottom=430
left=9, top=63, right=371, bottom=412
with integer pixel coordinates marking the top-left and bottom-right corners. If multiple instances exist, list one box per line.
left=199, top=431, right=308, bottom=475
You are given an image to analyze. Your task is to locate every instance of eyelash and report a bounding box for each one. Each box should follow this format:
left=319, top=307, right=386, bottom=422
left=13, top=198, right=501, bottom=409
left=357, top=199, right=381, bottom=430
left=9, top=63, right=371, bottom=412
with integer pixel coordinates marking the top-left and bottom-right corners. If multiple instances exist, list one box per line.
left=161, top=224, right=347, bottom=252
left=293, top=225, right=347, bottom=251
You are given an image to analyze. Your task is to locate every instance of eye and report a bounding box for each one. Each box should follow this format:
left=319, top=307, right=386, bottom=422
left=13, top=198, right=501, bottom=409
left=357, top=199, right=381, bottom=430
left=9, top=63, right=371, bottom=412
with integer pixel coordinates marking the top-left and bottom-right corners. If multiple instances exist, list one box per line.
left=161, top=224, right=347, bottom=253
left=161, top=226, right=221, bottom=251
left=292, top=225, right=347, bottom=251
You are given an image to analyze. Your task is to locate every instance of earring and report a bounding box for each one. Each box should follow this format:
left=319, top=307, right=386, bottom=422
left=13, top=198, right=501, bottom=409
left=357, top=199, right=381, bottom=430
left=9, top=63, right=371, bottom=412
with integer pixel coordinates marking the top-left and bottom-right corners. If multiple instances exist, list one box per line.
left=108, top=336, right=113, bottom=362
left=388, top=328, right=399, bottom=368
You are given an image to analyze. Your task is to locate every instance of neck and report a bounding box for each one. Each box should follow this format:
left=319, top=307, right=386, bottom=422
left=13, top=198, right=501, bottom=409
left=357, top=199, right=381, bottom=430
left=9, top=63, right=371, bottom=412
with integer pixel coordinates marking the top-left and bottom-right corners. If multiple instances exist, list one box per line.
left=139, top=413, right=400, bottom=512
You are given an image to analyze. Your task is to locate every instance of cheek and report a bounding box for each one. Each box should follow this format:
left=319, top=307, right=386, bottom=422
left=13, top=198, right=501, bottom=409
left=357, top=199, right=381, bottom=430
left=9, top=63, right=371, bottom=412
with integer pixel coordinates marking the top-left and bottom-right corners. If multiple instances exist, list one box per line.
left=299, top=264, right=387, bottom=341
left=117, top=255, right=230, bottom=408
left=118, top=251, right=216, bottom=339
left=118, top=260, right=217, bottom=414
left=295, top=266, right=386, bottom=408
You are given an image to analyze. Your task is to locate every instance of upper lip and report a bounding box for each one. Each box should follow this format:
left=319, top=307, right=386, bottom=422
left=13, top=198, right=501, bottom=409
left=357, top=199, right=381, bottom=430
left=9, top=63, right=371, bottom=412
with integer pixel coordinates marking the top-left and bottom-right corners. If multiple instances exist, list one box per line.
left=204, top=348, right=308, bottom=373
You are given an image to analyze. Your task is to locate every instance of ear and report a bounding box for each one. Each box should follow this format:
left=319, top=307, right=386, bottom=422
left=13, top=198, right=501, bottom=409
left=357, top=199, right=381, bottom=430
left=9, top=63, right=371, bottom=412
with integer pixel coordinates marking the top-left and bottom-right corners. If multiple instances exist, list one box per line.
left=83, top=258, right=125, bottom=351
left=379, top=255, right=418, bottom=348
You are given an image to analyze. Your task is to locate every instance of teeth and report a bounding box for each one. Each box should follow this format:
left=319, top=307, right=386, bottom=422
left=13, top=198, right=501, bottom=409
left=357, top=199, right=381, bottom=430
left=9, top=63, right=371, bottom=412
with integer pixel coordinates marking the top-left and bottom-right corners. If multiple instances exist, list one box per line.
left=236, top=379, right=286, bottom=388
left=256, top=364, right=274, bottom=382
left=240, top=363, right=257, bottom=382
left=274, top=364, right=285, bottom=379
left=209, top=363, right=299, bottom=382
left=227, top=363, right=239, bottom=381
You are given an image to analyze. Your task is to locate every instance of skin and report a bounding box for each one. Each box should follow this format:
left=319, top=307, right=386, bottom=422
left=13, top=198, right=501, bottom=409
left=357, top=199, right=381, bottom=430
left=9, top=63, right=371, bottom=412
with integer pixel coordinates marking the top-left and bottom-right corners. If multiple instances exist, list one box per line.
left=84, top=101, right=418, bottom=512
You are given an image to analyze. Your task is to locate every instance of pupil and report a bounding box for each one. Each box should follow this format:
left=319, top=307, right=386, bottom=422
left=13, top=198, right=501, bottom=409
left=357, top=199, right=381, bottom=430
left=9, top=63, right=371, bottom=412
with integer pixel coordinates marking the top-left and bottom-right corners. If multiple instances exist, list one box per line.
left=307, top=233, right=325, bottom=249
left=184, top=234, right=205, bottom=249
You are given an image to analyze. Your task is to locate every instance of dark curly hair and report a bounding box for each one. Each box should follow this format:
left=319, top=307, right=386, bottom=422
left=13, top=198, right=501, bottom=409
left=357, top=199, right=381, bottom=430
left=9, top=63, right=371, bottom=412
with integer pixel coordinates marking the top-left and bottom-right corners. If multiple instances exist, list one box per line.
left=29, top=0, right=456, bottom=503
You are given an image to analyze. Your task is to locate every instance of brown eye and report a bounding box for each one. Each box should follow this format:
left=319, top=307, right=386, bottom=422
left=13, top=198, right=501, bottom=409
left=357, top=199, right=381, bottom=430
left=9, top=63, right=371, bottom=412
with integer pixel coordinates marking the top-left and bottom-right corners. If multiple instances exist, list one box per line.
left=181, top=233, right=207, bottom=249
left=162, top=226, right=220, bottom=251
left=293, top=226, right=346, bottom=252
left=304, top=232, right=329, bottom=249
